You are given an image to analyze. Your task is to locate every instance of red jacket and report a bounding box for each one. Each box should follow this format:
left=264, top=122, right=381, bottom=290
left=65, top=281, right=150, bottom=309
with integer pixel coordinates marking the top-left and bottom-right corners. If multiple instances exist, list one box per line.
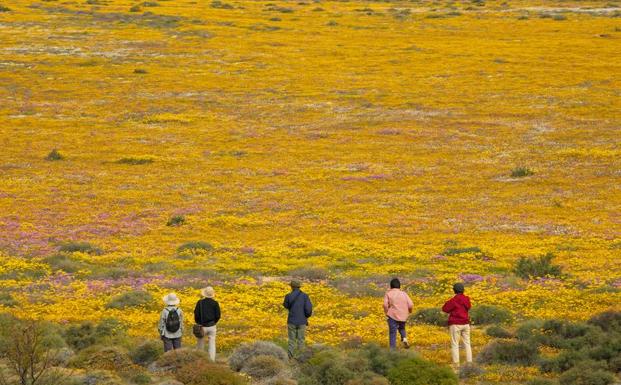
left=442, top=294, right=471, bottom=325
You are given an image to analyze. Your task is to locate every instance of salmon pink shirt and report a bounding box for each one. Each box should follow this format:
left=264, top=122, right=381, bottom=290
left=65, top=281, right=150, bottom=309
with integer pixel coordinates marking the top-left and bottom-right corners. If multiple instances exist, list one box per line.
left=383, top=288, right=414, bottom=322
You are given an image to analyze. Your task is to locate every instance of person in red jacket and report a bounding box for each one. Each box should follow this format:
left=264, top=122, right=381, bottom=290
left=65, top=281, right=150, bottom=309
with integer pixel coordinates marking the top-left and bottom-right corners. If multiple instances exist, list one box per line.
left=442, top=283, right=472, bottom=369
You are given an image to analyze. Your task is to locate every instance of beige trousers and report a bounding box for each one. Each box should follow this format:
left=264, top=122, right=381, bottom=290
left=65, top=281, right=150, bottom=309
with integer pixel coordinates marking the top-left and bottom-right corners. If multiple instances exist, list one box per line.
left=449, top=324, right=472, bottom=365
left=196, top=325, right=217, bottom=362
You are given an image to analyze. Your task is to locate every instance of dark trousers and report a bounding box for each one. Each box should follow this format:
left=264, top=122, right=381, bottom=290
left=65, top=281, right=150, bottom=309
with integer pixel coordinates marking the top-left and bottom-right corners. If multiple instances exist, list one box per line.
left=388, top=317, right=406, bottom=349
left=162, top=336, right=181, bottom=352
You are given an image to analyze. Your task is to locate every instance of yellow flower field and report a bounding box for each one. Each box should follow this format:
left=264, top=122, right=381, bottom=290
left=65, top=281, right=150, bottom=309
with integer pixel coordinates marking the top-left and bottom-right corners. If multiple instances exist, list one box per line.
left=0, top=0, right=620, bottom=382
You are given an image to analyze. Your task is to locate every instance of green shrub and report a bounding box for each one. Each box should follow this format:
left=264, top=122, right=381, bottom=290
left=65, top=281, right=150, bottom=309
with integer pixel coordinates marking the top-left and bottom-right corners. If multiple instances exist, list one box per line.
left=511, top=167, right=534, bottom=177
left=587, top=334, right=621, bottom=362
left=241, top=354, right=286, bottom=379
left=540, top=350, right=588, bottom=373
left=116, top=157, right=153, bottom=165
left=211, top=0, right=234, bottom=9
left=176, top=360, right=248, bottom=385
left=69, top=345, right=133, bottom=371
left=268, top=378, right=297, bottom=385
left=130, top=372, right=152, bottom=384
left=129, top=5, right=142, bottom=12
left=442, top=246, right=482, bottom=256
left=486, top=325, right=513, bottom=338
left=608, top=354, right=621, bottom=373
left=352, top=344, right=414, bottom=376
left=167, top=215, right=185, bottom=226
left=65, top=322, right=97, bottom=350
left=229, top=341, right=287, bottom=371
left=588, top=311, right=621, bottom=333
left=155, top=348, right=210, bottom=372
left=345, top=373, right=389, bottom=385
left=387, top=357, right=457, bottom=385
left=45, top=149, right=64, bottom=161
left=458, top=363, right=484, bottom=379
left=516, top=319, right=545, bottom=341
left=514, top=253, right=562, bottom=279
left=527, top=379, right=557, bottom=385
left=412, top=308, right=447, bottom=326
left=59, top=241, right=102, bottom=255
left=105, top=290, right=153, bottom=309
left=298, top=349, right=355, bottom=385
left=130, top=339, right=163, bottom=366
left=470, top=305, right=512, bottom=325
left=133, top=68, right=148, bottom=74
left=43, top=254, right=87, bottom=273
left=177, top=241, right=213, bottom=253
left=0, top=292, right=18, bottom=307
left=476, top=340, right=539, bottom=365
left=559, top=362, right=614, bottom=385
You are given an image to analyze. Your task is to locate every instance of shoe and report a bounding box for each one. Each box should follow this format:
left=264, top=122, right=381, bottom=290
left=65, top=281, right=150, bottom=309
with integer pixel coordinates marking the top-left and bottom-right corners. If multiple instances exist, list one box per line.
left=402, top=338, right=410, bottom=349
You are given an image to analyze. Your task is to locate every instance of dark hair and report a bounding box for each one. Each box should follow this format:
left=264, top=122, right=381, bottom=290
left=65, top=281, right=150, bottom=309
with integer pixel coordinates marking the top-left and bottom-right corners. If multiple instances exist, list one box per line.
left=453, top=283, right=465, bottom=294
left=390, top=278, right=401, bottom=289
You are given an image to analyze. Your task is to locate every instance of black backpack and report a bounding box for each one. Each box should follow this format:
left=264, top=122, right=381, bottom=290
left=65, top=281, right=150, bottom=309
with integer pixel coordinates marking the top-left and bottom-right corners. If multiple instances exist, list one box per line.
left=165, top=308, right=181, bottom=333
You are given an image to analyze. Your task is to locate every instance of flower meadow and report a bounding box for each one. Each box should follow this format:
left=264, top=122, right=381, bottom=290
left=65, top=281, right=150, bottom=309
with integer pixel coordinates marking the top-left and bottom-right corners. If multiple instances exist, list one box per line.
left=0, top=0, right=620, bottom=383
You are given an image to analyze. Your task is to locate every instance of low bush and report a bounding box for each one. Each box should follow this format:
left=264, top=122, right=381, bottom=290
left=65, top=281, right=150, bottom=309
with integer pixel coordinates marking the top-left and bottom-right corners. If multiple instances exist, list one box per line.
left=511, top=167, right=534, bottom=177
left=176, top=360, right=248, bottom=385
left=59, top=241, right=102, bottom=255
left=105, top=290, right=153, bottom=309
left=130, top=372, right=152, bottom=384
left=0, top=292, right=18, bottom=307
left=540, top=350, right=588, bottom=373
left=298, top=349, right=355, bottom=385
left=559, top=361, right=615, bottom=385
left=476, top=340, right=539, bottom=365
left=241, top=354, right=286, bottom=379
left=45, top=149, right=64, bottom=161
left=458, top=363, right=484, bottom=379
left=69, top=345, right=133, bottom=372
left=486, top=325, right=513, bottom=338
left=527, top=379, right=557, bottom=385
left=412, top=308, right=447, bottom=326
left=514, top=252, right=562, bottom=279
left=357, top=343, right=413, bottom=376
left=345, top=372, right=390, bottom=385
left=0, top=5, right=12, bottom=12
left=43, top=254, right=87, bottom=273
left=116, top=157, right=154, bottom=165
left=65, top=322, right=97, bottom=350
left=588, top=311, right=621, bottom=333
left=81, top=370, right=125, bottom=385
left=470, top=304, right=512, bottom=325
left=177, top=241, right=214, bottom=254
left=167, top=215, right=185, bottom=226
left=130, top=339, right=162, bottom=366
left=155, top=348, right=210, bottom=372
left=387, top=357, right=457, bottom=385
left=442, top=246, right=482, bottom=256
left=229, top=341, right=287, bottom=371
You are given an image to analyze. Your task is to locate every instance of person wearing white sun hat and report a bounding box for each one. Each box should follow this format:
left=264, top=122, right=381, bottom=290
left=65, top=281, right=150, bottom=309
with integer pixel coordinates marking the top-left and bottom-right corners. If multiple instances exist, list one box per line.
left=194, top=286, right=220, bottom=362
left=158, top=293, right=184, bottom=352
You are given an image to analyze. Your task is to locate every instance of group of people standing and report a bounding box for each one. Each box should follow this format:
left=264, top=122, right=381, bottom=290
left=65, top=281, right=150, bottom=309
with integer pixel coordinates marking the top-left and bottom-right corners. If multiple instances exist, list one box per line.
left=157, top=278, right=472, bottom=370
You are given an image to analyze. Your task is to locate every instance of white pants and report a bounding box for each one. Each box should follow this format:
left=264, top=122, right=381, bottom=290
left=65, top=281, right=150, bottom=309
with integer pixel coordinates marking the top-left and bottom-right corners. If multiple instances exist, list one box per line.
left=450, top=324, right=472, bottom=365
left=196, top=326, right=217, bottom=362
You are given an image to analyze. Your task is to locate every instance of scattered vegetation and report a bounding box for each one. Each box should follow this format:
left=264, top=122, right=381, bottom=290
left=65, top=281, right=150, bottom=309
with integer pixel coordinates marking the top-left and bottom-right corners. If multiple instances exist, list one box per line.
left=45, top=149, right=64, bottom=161
left=105, top=290, right=154, bottom=310
left=514, top=253, right=562, bottom=279
left=412, top=308, right=447, bottom=326
left=470, top=304, right=513, bottom=325
left=115, top=157, right=154, bottom=165
left=58, top=241, right=102, bottom=255
left=476, top=340, right=539, bottom=365
left=511, top=167, right=535, bottom=178
left=166, top=215, right=186, bottom=226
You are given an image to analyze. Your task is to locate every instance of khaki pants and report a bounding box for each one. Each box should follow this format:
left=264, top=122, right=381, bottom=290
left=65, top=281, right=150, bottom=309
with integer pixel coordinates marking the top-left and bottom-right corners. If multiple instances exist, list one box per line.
left=449, top=324, right=472, bottom=365
left=287, top=324, right=306, bottom=358
left=196, top=325, right=217, bottom=362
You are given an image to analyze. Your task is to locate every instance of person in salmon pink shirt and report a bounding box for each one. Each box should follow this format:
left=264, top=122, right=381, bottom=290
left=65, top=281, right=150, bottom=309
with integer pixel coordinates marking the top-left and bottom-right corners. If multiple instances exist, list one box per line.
left=442, top=282, right=472, bottom=369
left=383, top=278, right=413, bottom=350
